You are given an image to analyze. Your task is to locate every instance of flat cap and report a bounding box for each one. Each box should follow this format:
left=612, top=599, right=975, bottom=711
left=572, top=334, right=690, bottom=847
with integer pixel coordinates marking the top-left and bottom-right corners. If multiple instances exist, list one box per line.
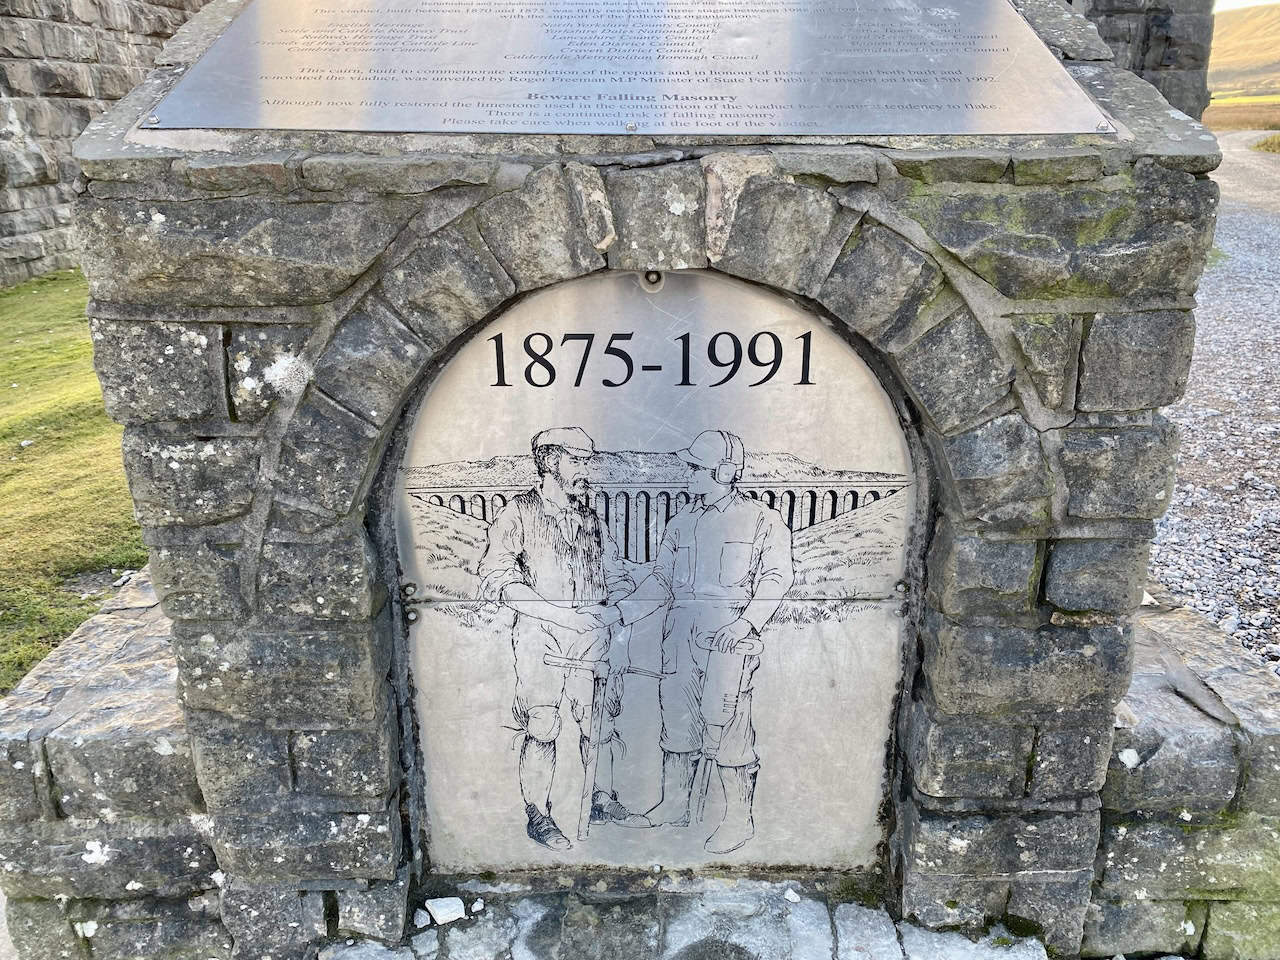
left=531, top=426, right=596, bottom=456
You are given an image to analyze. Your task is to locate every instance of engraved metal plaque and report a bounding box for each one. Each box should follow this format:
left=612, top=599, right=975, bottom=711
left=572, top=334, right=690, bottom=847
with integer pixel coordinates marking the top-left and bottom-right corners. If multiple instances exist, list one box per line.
left=151, top=0, right=1114, bottom=135
left=395, top=271, right=915, bottom=870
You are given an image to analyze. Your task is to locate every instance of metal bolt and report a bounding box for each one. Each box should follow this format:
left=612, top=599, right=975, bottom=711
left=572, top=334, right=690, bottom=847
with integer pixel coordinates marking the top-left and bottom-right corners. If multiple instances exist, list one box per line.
left=403, top=583, right=416, bottom=597
left=1096, top=120, right=1112, bottom=133
left=624, top=121, right=637, bottom=132
left=644, top=270, right=662, bottom=286
left=406, top=610, right=419, bottom=623
left=894, top=581, right=908, bottom=594
left=146, top=115, right=159, bottom=125
left=895, top=604, right=909, bottom=618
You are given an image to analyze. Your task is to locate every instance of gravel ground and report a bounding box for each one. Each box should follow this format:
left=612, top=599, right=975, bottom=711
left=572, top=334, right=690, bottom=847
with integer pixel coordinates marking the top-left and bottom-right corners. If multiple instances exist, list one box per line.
left=1150, top=130, right=1280, bottom=666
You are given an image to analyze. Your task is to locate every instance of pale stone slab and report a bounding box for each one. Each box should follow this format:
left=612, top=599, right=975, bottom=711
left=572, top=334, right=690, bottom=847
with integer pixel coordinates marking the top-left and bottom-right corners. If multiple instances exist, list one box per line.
left=836, top=903, right=905, bottom=959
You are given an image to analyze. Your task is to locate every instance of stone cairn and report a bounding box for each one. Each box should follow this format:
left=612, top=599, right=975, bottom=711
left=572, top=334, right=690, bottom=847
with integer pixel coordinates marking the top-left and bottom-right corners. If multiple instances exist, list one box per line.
left=1, top=0, right=208, bottom=287
left=1, top=0, right=1277, bottom=957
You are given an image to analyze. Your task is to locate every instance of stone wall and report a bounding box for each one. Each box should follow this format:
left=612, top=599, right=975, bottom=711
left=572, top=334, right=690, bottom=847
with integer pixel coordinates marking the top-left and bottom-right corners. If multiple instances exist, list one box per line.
left=0, top=0, right=208, bottom=287
left=0, top=0, right=1232, bottom=955
left=1070, top=0, right=1214, bottom=119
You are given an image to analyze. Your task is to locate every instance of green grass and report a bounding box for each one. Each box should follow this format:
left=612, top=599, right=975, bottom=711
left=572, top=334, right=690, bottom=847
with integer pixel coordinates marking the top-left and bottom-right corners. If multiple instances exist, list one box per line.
left=0, top=269, right=146, bottom=695
left=1255, top=133, right=1280, bottom=153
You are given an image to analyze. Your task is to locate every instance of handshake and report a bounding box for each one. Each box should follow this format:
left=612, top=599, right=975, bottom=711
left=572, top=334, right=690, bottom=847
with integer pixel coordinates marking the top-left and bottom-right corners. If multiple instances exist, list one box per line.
left=542, top=601, right=625, bottom=635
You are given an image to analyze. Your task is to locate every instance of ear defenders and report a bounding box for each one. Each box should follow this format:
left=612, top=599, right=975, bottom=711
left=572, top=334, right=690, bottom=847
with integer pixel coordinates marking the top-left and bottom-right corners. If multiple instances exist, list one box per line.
left=714, top=461, right=740, bottom=485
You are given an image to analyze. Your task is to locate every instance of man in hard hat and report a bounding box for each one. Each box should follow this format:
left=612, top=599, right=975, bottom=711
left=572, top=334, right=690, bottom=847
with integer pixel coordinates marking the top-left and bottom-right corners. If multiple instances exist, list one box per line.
left=601, top=429, right=794, bottom=854
left=478, top=426, right=642, bottom=852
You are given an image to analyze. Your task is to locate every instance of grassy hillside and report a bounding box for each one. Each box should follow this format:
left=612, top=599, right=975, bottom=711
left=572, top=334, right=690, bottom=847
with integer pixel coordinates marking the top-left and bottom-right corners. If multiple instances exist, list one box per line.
left=0, top=270, right=146, bottom=694
left=1203, top=4, right=1280, bottom=129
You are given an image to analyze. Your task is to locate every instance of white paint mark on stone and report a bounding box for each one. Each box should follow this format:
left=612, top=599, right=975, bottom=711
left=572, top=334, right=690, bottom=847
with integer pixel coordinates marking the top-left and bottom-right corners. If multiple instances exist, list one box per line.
left=81, top=841, right=111, bottom=865
left=783, top=888, right=801, bottom=903
left=471, top=899, right=484, bottom=913
left=423, top=897, right=466, bottom=925
left=1118, top=748, right=1141, bottom=769
left=153, top=736, right=175, bottom=756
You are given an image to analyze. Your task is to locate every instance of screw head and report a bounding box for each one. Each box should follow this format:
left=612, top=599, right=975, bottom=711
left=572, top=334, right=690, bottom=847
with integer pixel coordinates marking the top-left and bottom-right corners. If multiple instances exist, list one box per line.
left=403, top=583, right=416, bottom=597
left=146, top=115, right=159, bottom=125
left=406, top=610, right=419, bottom=623
left=624, top=121, right=638, bottom=132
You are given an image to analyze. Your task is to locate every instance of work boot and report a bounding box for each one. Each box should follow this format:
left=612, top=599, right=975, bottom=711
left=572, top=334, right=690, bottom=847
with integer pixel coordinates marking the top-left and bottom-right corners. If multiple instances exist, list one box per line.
left=643, top=750, right=698, bottom=827
left=525, top=802, right=571, bottom=851
left=704, top=763, right=757, bottom=854
left=591, top=790, right=649, bottom=826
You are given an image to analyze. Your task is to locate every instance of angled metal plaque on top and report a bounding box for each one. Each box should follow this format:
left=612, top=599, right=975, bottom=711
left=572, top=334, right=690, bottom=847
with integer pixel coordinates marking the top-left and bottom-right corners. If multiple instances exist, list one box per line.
left=149, top=0, right=1116, bottom=136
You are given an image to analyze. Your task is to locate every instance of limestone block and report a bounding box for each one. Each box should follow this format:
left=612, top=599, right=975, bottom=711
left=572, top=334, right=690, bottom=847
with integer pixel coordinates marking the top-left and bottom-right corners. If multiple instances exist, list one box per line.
left=1005, top=871, right=1095, bottom=956
left=337, top=866, right=411, bottom=941
left=923, top=613, right=1133, bottom=717
left=274, top=389, right=381, bottom=516
left=605, top=162, right=707, bottom=271
left=893, top=306, right=1013, bottom=435
left=1141, top=605, right=1280, bottom=816
left=818, top=223, right=943, bottom=352
left=563, top=161, right=615, bottom=253
left=0, top=138, right=58, bottom=188
left=834, top=903, right=903, bottom=959
left=899, top=872, right=1010, bottom=930
left=476, top=164, right=603, bottom=288
left=1097, top=814, right=1280, bottom=900
left=925, top=519, right=1040, bottom=620
left=906, top=698, right=1034, bottom=799
left=0, top=817, right=218, bottom=899
left=67, top=897, right=233, bottom=960
left=559, top=895, right=661, bottom=959
left=292, top=705, right=399, bottom=807
left=313, top=297, right=430, bottom=427
left=76, top=197, right=419, bottom=306
left=1, top=59, right=94, bottom=97
left=89, top=318, right=225, bottom=424
left=902, top=804, right=1101, bottom=879
left=1147, top=68, right=1211, bottom=121
left=1011, top=149, right=1105, bottom=185
left=1202, top=901, right=1280, bottom=960
left=770, top=147, right=879, bottom=184
left=0, top=735, right=38, bottom=821
left=894, top=164, right=1217, bottom=299
left=377, top=219, right=515, bottom=353
left=899, top=923, right=1048, bottom=960
left=225, top=323, right=311, bottom=422
left=211, top=807, right=401, bottom=884
left=1061, top=417, right=1179, bottom=519
left=1024, top=714, right=1114, bottom=799
left=2, top=897, right=85, bottom=960
left=221, top=883, right=317, bottom=960
left=185, top=709, right=291, bottom=813
left=0, top=17, right=97, bottom=60
left=91, top=63, right=144, bottom=99
left=938, top=414, right=1052, bottom=522
left=661, top=880, right=834, bottom=960
left=1077, top=310, right=1195, bottom=411
left=150, top=540, right=248, bottom=621
left=180, top=152, right=298, bottom=193
left=301, top=154, right=495, bottom=194
left=717, top=179, right=855, bottom=296
left=1011, top=0, right=1115, bottom=60
left=1081, top=899, right=1205, bottom=957
left=886, top=150, right=1011, bottom=184
left=257, top=537, right=377, bottom=622
left=1044, top=538, right=1150, bottom=614
left=121, top=430, right=258, bottom=526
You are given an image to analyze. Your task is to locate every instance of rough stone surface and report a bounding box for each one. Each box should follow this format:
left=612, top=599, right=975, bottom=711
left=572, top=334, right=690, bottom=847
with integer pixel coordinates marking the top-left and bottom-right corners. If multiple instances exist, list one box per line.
left=211, top=807, right=400, bottom=884
left=1077, top=310, right=1196, bottom=411
left=925, top=519, right=1039, bottom=620
left=89, top=319, right=225, bottom=423
left=606, top=162, right=707, bottom=271
left=834, top=903, right=902, bottom=960
left=222, top=883, right=318, bottom=960
left=897, top=922, right=1047, bottom=960
left=937, top=414, right=1052, bottom=524
left=661, top=880, right=834, bottom=960
left=1202, top=901, right=1280, bottom=960
left=1061, top=417, right=1180, bottom=520
left=1081, top=898, right=1203, bottom=958
left=1044, top=538, right=1150, bottom=614
left=338, top=867, right=411, bottom=941
left=1007, top=313, right=1081, bottom=412
left=121, top=430, right=258, bottom=526
left=225, top=324, right=312, bottom=423
left=906, top=699, right=1033, bottom=799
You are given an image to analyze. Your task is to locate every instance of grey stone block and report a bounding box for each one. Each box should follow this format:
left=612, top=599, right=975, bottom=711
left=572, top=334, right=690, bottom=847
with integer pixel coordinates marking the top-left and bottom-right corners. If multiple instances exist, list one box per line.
left=1011, top=0, right=1115, bottom=60
left=556, top=895, right=661, bottom=959
left=1005, top=871, right=1094, bottom=956
left=1081, top=899, right=1204, bottom=958
left=337, top=866, right=410, bottom=940
left=894, top=306, right=1013, bottom=435
left=1097, top=814, right=1280, bottom=900
left=900, top=803, right=1100, bottom=878
left=906, top=698, right=1033, bottom=799
left=819, top=223, right=943, bottom=352
left=180, top=152, right=298, bottom=192
left=172, top=620, right=390, bottom=728
left=898, top=922, right=1047, bottom=959
left=0, top=817, right=218, bottom=900
left=1202, top=901, right=1280, bottom=960
left=226, top=323, right=312, bottom=423
left=257, top=536, right=377, bottom=622
left=67, top=897, right=233, bottom=960
left=89, top=319, right=225, bottom=424
left=313, top=296, right=429, bottom=427
left=476, top=165, right=603, bottom=289
left=1103, top=671, right=1238, bottom=816
left=899, top=872, right=1010, bottom=931
left=886, top=151, right=1011, bottom=184
left=292, top=703, right=399, bottom=807
left=563, top=161, right=616, bottom=253
left=662, top=880, right=834, bottom=960
left=925, top=518, right=1040, bottom=620
left=1011, top=149, right=1105, bottom=185
left=1025, top=715, right=1114, bottom=799
left=605, top=162, right=707, bottom=272
left=1008, top=313, right=1081, bottom=412
left=150, top=541, right=248, bottom=621
left=1061, top=417, right=1179, bottom=520
left=186, top=709, right=291, bottom=814
left=923, top=612, right=1133, bottom=717
left=834, top=903, right=903, bottom=959
left=1078, top=310, right=1195, bottom=411
left=274, top=388, right=382, bottom=516
left=122, top=429, right=259, bottom=527
left=300, top=154, right=494, bottom=193
left=3, top=897, right=86, bottom=960
left=221, top=883, right=317, bottom=960
left=1044, top=538, right=1150, bottom=614
left=212, top=807, right=401, bottom=884
left=378, top=218, right=515, bottom=353
left=717, top=179, right=854, bottom=295
left=938, top=414, right=1052, bottom=524
left=76, top=197, right=419, bottom=306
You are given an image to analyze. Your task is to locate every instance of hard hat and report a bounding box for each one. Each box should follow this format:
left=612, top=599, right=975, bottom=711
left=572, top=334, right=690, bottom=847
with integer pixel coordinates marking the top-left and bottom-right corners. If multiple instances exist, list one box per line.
left=679, top=430, right=744, bottom=484
left=531, top=426, right=596, bottom=457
